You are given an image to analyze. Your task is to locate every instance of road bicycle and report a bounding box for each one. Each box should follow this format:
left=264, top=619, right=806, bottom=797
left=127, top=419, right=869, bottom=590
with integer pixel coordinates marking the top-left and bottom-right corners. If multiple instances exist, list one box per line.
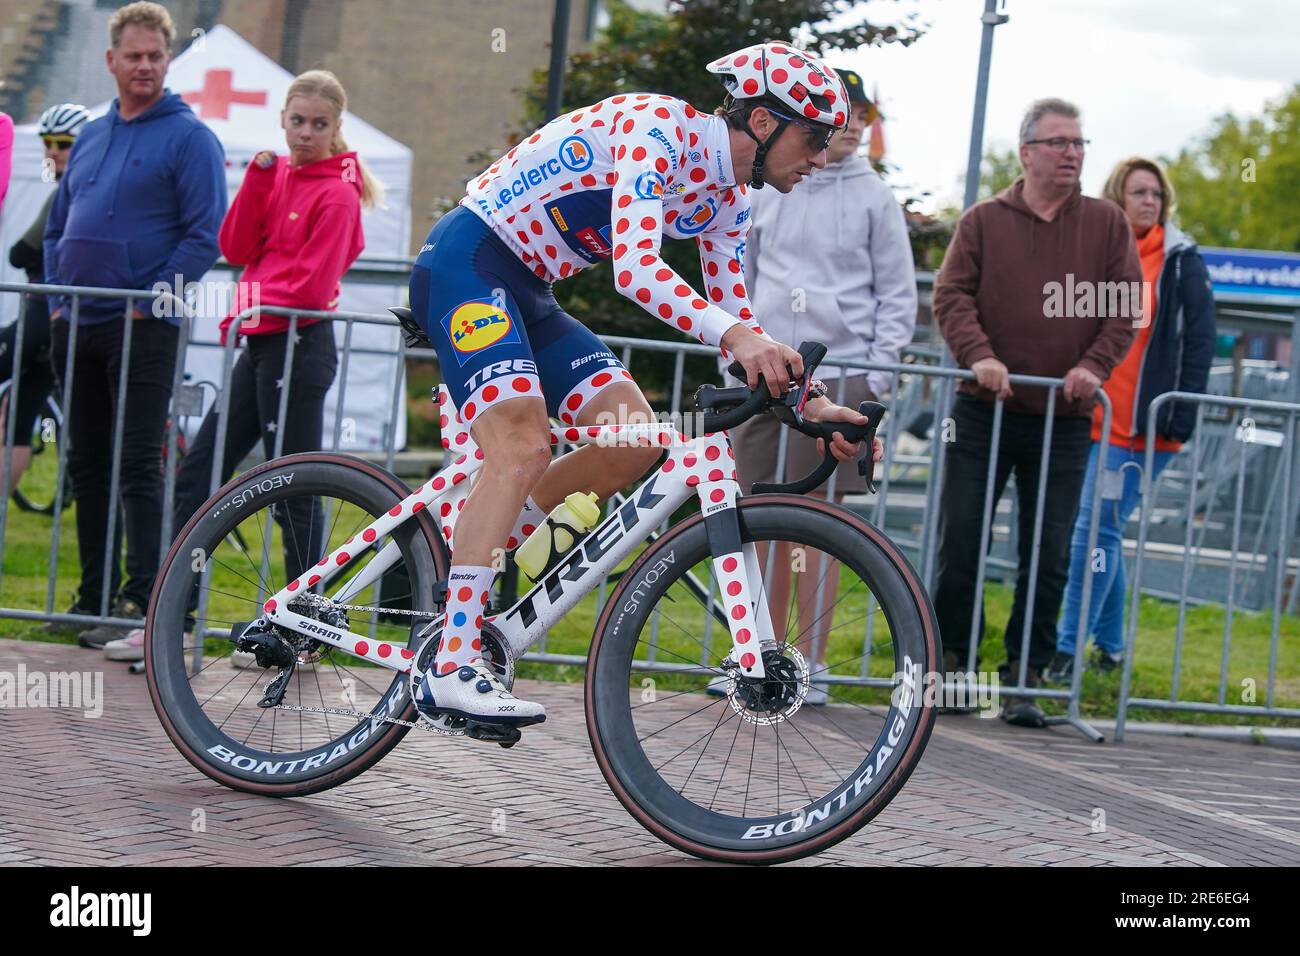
left=145, top=318, right=940, bottom=864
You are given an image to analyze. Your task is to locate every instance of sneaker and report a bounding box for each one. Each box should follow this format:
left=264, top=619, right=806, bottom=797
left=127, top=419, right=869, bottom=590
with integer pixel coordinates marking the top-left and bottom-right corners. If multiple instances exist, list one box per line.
left=415, top=662, right=545, bottom=727
left=43, top=603, right=95, bottom=636
left=999, top=662, right=1047, bottom=729
left=1044, top=651, right=1075, bottom=684
left=77, top=598, right=145, bottom=649
left=104, top=628, right=145, bottom=662
left=1090, top=648, right=1124, bottom=672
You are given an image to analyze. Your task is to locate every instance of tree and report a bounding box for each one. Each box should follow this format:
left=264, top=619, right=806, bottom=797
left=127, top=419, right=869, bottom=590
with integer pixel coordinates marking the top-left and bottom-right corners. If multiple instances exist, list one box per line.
left=509, top=0, right=925, bottom=404
left=1164, top=84, right=1300, bottom=252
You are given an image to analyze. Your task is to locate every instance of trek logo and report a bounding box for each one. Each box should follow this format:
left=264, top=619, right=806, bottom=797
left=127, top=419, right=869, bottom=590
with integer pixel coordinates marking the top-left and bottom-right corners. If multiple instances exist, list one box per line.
left=441, top=300, right=520, bottom=365
left=507, top=475, right=669, bottom=629
left=646, top=127, right=679, bottom=167
left=559, top=135, right=594, bottom=171
left=465, top=358, right=537, bottom=393
left=676, top=197, right=718, bottom=235
left=490, top=135, right=593, bottom=210
left=634, top=171, right=666, bottom=201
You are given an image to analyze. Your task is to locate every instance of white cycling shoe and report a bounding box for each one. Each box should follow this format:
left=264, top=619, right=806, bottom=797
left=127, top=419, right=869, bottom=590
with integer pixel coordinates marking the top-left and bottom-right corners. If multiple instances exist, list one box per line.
left=415, top=661, right=546, bottom=727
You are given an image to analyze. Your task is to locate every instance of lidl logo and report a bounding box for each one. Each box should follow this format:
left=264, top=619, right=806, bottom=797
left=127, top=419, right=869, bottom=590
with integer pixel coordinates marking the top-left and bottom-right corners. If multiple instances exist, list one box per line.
left=441, top=300, right=520, bottom=365
left=559, top=136, right=593, bottom=172
left=634, top=171, right=666, bottom=201
left=676, top=197, right=718, bottom=235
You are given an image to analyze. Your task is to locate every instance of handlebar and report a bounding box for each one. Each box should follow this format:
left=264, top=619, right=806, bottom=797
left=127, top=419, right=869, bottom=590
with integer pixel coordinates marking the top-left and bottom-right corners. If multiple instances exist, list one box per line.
left=694, top=340, right=887, bottom=495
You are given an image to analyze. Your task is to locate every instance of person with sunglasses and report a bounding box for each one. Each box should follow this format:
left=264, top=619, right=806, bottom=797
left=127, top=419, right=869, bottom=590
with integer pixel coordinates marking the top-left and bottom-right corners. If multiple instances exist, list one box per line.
left=932, top=97, right=1141, bottom=727
left=405, top=41, right=881, bottom=729
left=2, top=104, right=90, bottom=536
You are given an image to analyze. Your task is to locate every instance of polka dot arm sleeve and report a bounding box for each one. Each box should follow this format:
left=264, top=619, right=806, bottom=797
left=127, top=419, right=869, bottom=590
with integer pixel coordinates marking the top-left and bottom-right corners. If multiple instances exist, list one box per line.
left=608, top=120, right=741, bottom=348
left=697, top=210, right=773, bottom=360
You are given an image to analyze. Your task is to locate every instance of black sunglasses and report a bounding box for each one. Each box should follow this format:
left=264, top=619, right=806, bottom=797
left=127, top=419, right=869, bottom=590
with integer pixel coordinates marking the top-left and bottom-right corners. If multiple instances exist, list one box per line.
left=766, top=108, right=834, bottom=153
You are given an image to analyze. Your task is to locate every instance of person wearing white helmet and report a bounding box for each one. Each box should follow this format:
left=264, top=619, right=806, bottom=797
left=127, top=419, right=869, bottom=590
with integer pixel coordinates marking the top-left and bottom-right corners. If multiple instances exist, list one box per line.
left=405, top=41, right=882, bottom=731
left=1, top=105, right=90, bottom=555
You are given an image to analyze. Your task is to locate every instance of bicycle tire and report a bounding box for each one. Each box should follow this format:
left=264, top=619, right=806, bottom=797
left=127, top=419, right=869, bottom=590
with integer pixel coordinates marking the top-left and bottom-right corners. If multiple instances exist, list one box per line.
left=146, top=452, right=449, bottom=798
left=586, top=494, right=939, bottom=864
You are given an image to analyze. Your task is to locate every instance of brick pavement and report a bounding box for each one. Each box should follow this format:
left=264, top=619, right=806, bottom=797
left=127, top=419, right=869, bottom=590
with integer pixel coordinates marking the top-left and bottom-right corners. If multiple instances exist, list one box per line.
left=1, top=638, right=1297, bottom=866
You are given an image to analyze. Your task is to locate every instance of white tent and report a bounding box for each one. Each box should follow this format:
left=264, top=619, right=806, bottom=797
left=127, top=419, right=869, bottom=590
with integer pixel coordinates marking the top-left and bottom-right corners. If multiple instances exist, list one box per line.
left=0, top=25, right=410, bottom=450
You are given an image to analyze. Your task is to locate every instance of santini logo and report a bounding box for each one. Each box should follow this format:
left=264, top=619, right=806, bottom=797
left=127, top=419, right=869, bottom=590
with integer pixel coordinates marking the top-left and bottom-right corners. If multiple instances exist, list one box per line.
left=50, top=886, right=151, bottom=936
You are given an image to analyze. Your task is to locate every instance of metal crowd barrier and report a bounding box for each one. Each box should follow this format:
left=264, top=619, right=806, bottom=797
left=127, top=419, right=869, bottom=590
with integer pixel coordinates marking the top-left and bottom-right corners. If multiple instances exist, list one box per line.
left=1116, top=391, right=1300, bottom=739
left=3, top=280, right=1295, bottom=741
left=0, top=281, right=192, bottom=632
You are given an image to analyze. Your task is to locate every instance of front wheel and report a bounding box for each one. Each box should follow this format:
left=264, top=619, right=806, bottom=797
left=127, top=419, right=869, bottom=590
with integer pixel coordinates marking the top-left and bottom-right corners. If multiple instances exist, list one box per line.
left=586, top=495, right=939, bottom=864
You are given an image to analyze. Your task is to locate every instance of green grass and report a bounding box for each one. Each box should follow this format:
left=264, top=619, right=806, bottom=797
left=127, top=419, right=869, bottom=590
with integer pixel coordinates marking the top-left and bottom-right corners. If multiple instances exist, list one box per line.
left=3, top=456, right=1298, bottom=728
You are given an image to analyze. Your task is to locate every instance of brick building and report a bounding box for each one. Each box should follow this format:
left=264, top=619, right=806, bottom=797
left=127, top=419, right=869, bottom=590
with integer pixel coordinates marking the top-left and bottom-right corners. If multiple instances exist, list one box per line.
left=0, top=0, right=599, bottom=252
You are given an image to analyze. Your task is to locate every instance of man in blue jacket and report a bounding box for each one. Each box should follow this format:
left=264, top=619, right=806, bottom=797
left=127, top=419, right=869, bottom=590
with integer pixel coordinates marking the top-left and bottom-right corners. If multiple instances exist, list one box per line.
left=44, top=2, right=226, bottom=646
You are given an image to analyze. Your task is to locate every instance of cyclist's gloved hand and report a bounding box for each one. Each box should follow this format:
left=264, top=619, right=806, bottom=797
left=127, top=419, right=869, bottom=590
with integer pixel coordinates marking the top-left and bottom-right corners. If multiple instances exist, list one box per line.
left=721, top=323, right=802, bottom=398
left=804, top=399, right=883, bottom=464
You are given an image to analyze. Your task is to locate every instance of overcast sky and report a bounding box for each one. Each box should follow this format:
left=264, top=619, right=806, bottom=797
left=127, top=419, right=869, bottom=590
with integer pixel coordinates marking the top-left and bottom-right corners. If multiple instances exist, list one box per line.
left=822, top=0, right=1298, bottom=211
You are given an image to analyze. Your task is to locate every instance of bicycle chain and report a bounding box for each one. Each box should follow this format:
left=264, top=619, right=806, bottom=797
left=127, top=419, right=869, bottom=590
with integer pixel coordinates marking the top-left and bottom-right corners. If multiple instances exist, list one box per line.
left=273, top=703, right=462, bottom=735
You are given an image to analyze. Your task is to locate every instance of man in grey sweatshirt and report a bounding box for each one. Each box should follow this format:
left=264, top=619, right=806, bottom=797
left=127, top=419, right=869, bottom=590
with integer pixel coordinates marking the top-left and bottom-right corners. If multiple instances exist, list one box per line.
left=721, top=69, right=917, bottom=703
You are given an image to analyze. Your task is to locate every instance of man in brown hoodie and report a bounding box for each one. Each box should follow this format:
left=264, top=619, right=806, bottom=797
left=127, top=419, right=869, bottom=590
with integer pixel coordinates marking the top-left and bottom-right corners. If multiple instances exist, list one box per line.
left=933, top=97, right=1140, bottom=727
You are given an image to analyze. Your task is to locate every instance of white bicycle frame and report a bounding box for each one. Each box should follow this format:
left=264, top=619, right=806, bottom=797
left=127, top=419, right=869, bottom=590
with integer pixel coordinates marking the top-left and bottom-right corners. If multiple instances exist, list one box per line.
left=260, top=386, right=779, bottom=680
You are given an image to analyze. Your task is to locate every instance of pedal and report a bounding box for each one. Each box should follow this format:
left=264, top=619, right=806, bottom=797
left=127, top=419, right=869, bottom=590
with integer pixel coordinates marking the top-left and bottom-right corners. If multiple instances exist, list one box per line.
left=464, top=721, right=525, bottom=748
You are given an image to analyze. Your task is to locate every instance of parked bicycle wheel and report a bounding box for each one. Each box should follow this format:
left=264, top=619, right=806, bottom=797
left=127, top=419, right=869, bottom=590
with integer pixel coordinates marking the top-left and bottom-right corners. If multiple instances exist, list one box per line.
left=146, top=453, right=449, bottom=798
left=586, top=495, right=939, bottom=864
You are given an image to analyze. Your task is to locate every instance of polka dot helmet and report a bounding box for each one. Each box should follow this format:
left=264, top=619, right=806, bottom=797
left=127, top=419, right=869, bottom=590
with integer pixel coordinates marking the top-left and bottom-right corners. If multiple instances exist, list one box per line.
left=707, top=42, right=849, bottom=132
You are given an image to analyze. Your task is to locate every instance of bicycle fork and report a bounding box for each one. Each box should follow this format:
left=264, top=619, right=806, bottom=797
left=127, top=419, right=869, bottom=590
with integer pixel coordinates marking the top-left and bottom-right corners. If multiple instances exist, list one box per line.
left=696, top=476, right=775, bottom=680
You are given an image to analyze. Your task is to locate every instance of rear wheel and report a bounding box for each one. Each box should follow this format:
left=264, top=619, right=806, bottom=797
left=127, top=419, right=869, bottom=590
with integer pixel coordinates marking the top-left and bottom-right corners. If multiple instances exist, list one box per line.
left=145, top=453, right=449, bottom=797
left=586, top=495, right=939, bottom=864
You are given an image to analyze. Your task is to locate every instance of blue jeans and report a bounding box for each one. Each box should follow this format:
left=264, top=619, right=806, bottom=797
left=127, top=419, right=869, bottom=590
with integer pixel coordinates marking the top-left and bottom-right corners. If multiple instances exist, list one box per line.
left=1056, top=442, right=1175, bottom=656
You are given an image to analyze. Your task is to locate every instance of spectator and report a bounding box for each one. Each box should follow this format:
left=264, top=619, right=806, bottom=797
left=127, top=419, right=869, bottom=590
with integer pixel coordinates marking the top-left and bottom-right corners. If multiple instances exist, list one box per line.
left=1047, top=157, right=1215, bottom=681
left=44, top=2, right=226, bottom=646
left=931, top=97, right=1140, bottom=727
left=3, top=105, right=90, bottom=510
left=718, top=68, right=916, bottom=703
left=104, top=69, right=377, bottom=663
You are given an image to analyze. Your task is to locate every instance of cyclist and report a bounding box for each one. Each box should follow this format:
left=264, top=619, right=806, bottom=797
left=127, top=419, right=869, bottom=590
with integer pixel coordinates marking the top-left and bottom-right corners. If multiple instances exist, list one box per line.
left=2, top=104, right=90, bottom=522
left=408, top=42, right=880, bottom=729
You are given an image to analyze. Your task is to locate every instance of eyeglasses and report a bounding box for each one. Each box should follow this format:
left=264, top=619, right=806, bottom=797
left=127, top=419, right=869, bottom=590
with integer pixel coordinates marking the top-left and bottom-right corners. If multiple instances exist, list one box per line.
left=767, top=108, right=835, bottom=153
left=1023, top=137, right=1090, bottom=153
left=42, top=136, right=75, bottom=150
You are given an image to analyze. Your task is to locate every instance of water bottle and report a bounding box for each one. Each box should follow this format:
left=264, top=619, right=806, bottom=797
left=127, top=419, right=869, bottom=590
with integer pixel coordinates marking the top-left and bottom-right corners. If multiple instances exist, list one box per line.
left=515, top=492, right=602, bottom=582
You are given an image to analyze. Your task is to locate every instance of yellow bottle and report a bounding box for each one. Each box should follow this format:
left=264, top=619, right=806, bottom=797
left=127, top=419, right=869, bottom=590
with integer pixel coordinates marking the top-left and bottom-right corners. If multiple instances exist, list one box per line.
left=515, top=492, right=602, bottom=582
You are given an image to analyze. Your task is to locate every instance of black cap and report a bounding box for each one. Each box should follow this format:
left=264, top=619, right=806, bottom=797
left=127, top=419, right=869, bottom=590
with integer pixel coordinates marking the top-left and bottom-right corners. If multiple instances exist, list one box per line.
left=835, top=68, right=873, bottom=107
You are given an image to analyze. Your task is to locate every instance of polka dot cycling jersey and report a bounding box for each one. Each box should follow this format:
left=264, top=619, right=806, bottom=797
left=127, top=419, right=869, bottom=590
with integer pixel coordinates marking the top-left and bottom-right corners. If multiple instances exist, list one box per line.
left=461, top=93, right=770, bottom=352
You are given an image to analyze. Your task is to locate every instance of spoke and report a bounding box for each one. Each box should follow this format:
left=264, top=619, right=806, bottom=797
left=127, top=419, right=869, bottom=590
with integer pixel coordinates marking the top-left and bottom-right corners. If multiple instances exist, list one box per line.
left=743, top=714, right=758, bottom=816
left=240, top=696, right=272, bottom=746
left=637, top=692, right=731, bottom=745
left=313, top=661, right=334, bottom=739
left=707, top=711, right=746, bottom=812
left=655, top=701, right=735, bottom=777
left=639, top=641, right=730, bottom=678
left=773, top=719, right=815, bottom=807
left=775, top=710, right=844, bottom=780
left=213, top=670, right=268, bottom=732
left=329, top=658, right=395, bottom=699
left=209, top=553, right=272, bottom=597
